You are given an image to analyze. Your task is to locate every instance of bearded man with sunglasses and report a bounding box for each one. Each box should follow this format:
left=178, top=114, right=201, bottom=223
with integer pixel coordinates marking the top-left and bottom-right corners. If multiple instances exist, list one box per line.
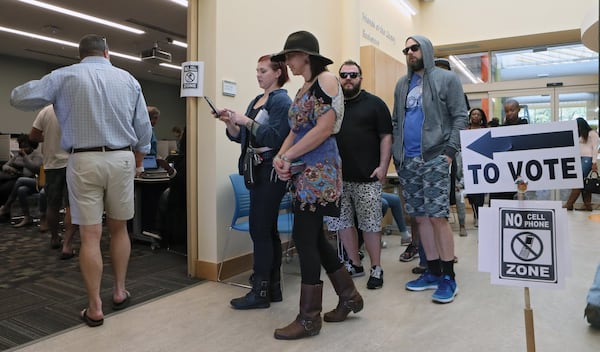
left=392, top=36, right=468, bottom=303
left=327, top=60, right=392, bottom=290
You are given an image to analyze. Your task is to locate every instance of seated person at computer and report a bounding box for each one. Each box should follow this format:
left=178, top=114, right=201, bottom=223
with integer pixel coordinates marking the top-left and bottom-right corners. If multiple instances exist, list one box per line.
left=0, top=134, right=43, bottom=224
left=147, top=129, right=186, bottom=250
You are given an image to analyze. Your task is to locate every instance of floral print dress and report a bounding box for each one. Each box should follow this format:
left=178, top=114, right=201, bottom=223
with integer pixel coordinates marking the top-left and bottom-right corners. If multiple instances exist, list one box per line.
left=289, top=79, right=344, bottom=216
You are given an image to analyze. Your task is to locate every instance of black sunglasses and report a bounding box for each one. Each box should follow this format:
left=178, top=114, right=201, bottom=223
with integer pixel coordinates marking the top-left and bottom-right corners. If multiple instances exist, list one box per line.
left=339, top=72, right=360, bottom=79
left=402, top=44, right=420, bottom=55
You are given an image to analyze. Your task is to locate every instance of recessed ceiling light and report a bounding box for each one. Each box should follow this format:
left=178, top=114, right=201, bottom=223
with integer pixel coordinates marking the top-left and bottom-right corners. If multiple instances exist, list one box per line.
left=159, top=63, right=182, bottom=70
left=171, top=40, right=187, bottom=48
left=169, top=0, right=188, bottom=7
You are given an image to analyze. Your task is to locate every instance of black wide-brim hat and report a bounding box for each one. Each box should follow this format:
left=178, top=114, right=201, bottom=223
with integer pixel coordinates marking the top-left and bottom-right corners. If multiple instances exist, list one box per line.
left=271, top=30, right=333, bottom=65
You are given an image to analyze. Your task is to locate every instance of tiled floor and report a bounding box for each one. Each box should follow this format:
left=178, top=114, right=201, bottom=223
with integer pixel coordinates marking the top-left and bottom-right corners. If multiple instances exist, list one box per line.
left=9, top=208, right=600, bottom=352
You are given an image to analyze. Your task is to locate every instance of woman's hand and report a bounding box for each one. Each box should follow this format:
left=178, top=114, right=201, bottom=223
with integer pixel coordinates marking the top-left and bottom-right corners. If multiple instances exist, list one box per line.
left=215, top=108, right=232, bottom=122
left=274, top=156, right=291, bottom=181
left=217, top=109, right=250, bottom=127
left=593, top=162, right=598, bottom=172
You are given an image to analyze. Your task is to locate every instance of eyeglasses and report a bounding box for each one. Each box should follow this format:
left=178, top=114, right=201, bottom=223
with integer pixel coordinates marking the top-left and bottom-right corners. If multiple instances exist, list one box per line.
left=339, top=72, right=360, bottom=79
left=402, top=44, right=420, bottom=55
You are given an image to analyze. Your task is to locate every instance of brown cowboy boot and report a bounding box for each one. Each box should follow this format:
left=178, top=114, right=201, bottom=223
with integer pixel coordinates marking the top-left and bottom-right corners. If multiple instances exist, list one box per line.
left=563, top=189, right=580, bottom=210
left=323, top=266, right=364, bottom=322
left=273, top=282, right=322, bottom=340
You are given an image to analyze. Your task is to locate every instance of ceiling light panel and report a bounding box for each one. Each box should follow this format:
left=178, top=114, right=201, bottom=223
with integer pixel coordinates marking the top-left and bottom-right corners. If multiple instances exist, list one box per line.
left=18, top=0, right=145, bottom=34
left=169, top=0, right=188, bottom=7
left=0, top=25, right=141, bottom=62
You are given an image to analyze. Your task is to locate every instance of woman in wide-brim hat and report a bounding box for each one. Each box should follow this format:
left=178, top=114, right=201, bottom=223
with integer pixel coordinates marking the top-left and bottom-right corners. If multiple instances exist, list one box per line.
left=272, top=30, right=363, bottom=340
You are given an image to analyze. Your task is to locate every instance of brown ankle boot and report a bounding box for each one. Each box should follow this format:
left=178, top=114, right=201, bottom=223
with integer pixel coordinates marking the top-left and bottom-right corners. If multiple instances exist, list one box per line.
left=563, top=189, right=581, bottom=210
left=274, top=283, right=322, bottom=340
left=323, top=266, right=363, bottom=322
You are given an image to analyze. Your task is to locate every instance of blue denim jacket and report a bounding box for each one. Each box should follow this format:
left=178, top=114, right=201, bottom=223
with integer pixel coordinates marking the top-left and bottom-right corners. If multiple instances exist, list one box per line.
left=226, top=88, right=291, bottom=174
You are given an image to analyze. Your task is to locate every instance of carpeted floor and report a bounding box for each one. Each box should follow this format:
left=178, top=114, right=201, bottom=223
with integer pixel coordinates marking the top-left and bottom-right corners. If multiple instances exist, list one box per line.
left=0, top=219, right=200, bottom=351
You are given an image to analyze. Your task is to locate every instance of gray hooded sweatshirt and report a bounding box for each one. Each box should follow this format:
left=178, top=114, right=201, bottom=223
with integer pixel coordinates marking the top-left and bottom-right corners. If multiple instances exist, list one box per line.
left=391, top=35, right=468, bottom=167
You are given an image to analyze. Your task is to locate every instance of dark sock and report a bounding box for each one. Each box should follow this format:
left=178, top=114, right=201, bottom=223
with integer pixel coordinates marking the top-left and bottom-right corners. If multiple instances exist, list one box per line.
left=428, top=259, right=442, bottom=276
left=441, top=260, right=455, bottom=279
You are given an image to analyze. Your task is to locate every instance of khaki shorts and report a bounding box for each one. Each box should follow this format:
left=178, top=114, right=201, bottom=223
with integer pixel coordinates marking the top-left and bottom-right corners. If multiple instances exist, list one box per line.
left=67, top=151, right=135, bottom=225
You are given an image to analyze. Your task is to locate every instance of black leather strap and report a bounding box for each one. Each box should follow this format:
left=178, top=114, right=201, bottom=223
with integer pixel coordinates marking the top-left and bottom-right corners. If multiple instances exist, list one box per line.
left=71, top=146, right=132, bottom=153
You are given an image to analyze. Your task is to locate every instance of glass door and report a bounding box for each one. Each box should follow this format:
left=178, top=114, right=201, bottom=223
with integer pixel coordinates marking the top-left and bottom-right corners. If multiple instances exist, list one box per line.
left=556, top=87, right=599, bottom=203
left=487, top=86, right=599, bottom=201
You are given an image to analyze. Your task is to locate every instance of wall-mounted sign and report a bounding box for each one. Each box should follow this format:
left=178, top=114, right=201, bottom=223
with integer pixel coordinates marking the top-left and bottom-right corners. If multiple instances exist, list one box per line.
left=180, top=61, right=204, bottom=97
left=222, top=80, right=236, bottom=97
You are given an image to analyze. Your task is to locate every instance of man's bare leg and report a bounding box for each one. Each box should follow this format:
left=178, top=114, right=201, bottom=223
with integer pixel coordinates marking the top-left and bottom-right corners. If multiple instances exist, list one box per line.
left=430, top=217, right=455, bottom=262
left=338, top=227, right=361, bottom=265
left=107, top=218, right=131, bottom=303
left=61, top=207, right=78, bottom=256
left=79, top=223, right=104, bottom=320
left=47, top=206, right=61, bottom=248
left=416, top=216, right=438, bottom=261
left=363, top=231, right=382, bottom=267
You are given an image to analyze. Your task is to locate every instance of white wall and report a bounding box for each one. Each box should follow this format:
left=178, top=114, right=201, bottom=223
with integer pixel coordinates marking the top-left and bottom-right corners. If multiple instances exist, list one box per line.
left=198, top=0, right=349, bottom=263
left=359, top=0, right=416, bottom=59
left=418, top=0, right=597, bottom=46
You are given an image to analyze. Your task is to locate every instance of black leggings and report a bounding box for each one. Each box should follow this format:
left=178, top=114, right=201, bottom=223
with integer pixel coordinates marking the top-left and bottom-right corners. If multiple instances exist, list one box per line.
left=249, top=161, right=287, bottom=278
left=292, top=210, right=343, bottom=285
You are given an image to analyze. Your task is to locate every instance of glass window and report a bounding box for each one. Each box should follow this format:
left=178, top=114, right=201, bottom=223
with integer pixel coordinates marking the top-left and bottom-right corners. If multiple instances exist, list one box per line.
left=490, top=43, right=598, bottom=82
left=557, top=91, right=599, bottom=129
left=490, top=95, right=551, bottom=125
left=448, top=52, right=489, bottom=84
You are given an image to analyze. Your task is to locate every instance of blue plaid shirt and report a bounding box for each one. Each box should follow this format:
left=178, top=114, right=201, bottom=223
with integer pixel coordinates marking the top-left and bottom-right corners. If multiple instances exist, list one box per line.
left=10, top=56, right=152, bottom=154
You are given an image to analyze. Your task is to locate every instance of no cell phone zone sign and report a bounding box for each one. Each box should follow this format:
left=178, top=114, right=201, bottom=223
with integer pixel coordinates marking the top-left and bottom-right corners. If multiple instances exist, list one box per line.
left=478, top=200, right=570, bottom=289
left=499, top=208, right=556, bottom=284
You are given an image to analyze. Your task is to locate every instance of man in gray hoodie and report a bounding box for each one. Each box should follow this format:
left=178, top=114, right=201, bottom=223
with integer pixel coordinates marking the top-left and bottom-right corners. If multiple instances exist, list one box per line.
left=392, top=35, right=468, bottom=303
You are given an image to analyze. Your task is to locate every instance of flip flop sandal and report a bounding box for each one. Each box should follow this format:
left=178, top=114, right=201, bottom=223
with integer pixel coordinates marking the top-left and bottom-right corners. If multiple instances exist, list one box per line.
left=112, top=291, right=131, bottom=310
left=59, top=251, right=76, bottom=260
left=80, top=308, right=103, bottom=327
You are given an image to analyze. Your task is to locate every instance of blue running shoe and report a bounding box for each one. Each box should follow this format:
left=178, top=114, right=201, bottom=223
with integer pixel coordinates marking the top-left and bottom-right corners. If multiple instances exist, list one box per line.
left=405, top=272, right=440, bottom=291
left=432, top=275, right=458, bottom=303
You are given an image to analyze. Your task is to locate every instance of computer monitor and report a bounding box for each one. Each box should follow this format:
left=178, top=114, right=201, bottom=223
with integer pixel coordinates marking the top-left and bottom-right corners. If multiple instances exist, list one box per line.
left=142, top=155, right=158, bottom=170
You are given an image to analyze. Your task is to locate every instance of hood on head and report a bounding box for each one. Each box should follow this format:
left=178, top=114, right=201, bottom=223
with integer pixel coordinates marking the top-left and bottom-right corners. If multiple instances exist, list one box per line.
left=405, top=35, right=434, bottom=76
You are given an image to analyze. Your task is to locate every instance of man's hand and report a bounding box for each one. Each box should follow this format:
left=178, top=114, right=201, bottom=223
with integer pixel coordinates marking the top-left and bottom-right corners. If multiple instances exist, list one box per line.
left=370, top=166, right=387, bottom=184
left=2, top=164, right=17, bottom=175
left=444, top=155, right=452, bottom=165
left=157, top=158, right=176, bottom=177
